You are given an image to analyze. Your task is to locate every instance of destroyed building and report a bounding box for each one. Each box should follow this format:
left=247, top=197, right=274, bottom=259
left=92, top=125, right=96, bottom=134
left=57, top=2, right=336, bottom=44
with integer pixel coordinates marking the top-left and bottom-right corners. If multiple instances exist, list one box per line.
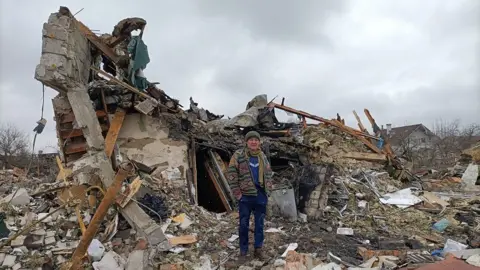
left=0, top=6, right=479, bottom=270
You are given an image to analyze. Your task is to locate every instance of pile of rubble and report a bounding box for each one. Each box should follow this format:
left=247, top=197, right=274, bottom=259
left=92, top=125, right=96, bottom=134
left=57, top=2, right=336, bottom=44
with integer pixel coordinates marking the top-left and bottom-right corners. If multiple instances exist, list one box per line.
left=0, top=5, right=478, bottom=270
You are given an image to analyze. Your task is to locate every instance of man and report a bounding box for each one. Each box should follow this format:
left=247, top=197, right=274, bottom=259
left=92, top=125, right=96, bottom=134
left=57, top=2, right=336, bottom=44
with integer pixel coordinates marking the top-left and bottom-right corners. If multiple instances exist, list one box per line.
left=228, top=131, right=273, bottom=262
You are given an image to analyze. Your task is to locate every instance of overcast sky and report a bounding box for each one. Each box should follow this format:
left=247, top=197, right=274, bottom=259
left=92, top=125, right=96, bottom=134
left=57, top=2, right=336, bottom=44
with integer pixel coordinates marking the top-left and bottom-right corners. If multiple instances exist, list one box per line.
left=0, top=0, right=479, bottom=153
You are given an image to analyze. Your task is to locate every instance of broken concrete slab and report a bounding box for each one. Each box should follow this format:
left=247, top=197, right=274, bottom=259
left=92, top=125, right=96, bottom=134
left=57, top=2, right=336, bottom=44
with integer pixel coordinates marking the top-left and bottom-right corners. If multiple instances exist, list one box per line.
left=125, top=250, right=147, bottom=270
left=92, top=251, right=126, bottom=270
left=1, top=188, right=31, bottom=206
left=269, top=188, right=298, bottom=221
left=67, top=89, right=105, bottom=150
left=35, top=9, right=92, bottom=93
left=72, top=152, right=166, bottom=245
left=2, top=255, right=16, bottom=267
left=462, top=164, right=479, bottom=188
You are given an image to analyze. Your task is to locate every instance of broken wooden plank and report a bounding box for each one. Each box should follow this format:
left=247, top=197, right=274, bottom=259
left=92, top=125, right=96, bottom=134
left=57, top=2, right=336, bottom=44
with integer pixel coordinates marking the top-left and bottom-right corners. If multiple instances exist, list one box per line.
left=91, top=67, right=157, bottom=102
left=69, top=163, right=133, bottom=269
left=104, top=108, right=126, bottom=158
left=208, top=150, right=235, bottom=203
left=55, top=156, right=72, bottom=185
left=353, top=110, right=368, bottom=133
left=205, top=161, right=232, bottom=212
left=364, top=109, right=395, bottom=157
left=168, top=235, right=198, bottom=246
left=75, top=20, right=120, bottom=64
left=342, top=152, right=387, bottom=162
left=85, top=153, right=166, bottom=246
left=116, top=176, right=143, bottom=208
left=272, top=102, right=383, bottom=154
left=331, top=119, right=383, bottom=154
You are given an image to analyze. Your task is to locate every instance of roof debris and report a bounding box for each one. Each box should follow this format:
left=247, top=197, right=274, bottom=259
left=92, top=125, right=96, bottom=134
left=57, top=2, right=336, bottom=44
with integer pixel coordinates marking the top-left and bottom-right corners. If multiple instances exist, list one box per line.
left=0, top=5, right=477, bottom=270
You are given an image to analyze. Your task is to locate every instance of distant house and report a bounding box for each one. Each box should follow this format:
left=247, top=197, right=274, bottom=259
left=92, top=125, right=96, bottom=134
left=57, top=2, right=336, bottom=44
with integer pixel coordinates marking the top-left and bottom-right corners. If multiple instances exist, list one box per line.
left=381, top=124, right=437, bottom=152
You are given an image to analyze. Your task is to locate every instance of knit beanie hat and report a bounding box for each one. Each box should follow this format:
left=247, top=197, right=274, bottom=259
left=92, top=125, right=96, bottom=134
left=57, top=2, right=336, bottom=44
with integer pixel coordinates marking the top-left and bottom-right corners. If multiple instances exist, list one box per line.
left=245, top=131, right=261, bottom=141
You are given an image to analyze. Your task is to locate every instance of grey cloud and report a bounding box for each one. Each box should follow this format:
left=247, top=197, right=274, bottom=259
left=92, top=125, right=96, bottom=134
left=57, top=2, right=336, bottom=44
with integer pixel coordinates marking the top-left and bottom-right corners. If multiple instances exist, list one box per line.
left=195, top=0, right=348, bottom=45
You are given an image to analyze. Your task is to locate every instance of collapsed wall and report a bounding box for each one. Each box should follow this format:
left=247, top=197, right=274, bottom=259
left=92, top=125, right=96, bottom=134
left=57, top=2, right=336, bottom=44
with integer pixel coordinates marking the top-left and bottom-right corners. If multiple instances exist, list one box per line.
left=35, top=8, right=104, bottom=151
left=117, top=114, right=188, bottom=186
left=34, top=7, right=172, bottom=247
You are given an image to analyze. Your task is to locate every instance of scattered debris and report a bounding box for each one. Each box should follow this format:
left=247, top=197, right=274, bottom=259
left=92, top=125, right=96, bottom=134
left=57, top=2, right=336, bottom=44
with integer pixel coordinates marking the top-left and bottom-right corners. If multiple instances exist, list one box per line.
left=0, top=5, right=476, bottom=270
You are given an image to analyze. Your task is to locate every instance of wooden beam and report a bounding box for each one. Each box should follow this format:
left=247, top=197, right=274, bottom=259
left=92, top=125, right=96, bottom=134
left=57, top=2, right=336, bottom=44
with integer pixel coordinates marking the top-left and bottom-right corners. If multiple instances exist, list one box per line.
left=104, top=108, right=126, bottom=159
left=91, top=67, right=157, bottom=103
left=75, top=20, right=120, bottom=64
left=205, top=161, right=232, bottom=212
left=69, top=163, right=133, bottom=269
left=364, top=109, right=395, bottom=157
left=342, top=152, right=387, bottom=162
left=272, top=103, right=383, bottom=154
left=353, top=110, right=368, bottom=133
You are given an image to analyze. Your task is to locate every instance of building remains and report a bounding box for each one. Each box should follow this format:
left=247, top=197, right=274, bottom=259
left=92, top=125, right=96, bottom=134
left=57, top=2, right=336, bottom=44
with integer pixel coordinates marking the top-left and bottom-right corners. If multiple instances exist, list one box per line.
left=0, top=6, right=479, bottom=270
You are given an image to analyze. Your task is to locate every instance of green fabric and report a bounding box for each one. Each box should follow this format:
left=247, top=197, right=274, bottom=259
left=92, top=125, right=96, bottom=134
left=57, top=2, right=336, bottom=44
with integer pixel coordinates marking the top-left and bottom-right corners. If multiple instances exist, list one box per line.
left=228, top=148, right=273, bottom=197
left=245, top=131, right=261, bottom=141
left=127, top=36, right=150, bottom=90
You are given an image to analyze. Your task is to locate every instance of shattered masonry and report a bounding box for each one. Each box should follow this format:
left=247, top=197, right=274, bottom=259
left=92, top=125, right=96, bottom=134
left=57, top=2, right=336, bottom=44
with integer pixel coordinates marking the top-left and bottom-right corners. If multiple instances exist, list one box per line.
left=0, top=5, right=478, bottom=270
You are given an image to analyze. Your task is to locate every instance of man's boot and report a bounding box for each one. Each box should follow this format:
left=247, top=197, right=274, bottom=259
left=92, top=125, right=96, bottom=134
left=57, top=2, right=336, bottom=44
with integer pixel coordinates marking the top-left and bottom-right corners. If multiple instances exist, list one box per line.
left=235, top=252, right=249, bottom=266
left=254, top=248, right=267, bottom=261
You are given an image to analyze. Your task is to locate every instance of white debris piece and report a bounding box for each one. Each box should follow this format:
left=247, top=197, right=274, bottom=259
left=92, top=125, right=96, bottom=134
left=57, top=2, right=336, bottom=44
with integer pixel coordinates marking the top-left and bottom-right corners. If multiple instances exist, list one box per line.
left=467, top=254, right=480, bottom=267
left=92, top=251, right=126, bottom=270
left=379, top=188, right=422, bottom=208
left=1, top=188, right=31, bottom=206
left=281, top=243, right=298, bottom=257
left=228, top=234, right=239, bottom=242
left=2, top=255, right=16, bottom=267
left=462, top=164, right=479, bottom=188
left=336, top=228, right=354, bottom=235
left=88, top=239, right=106, bottom=262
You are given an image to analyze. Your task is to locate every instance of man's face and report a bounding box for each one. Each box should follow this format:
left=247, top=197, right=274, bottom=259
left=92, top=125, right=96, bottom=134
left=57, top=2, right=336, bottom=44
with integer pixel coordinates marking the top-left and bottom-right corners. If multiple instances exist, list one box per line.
left=246, top=137, right=260, bottom=151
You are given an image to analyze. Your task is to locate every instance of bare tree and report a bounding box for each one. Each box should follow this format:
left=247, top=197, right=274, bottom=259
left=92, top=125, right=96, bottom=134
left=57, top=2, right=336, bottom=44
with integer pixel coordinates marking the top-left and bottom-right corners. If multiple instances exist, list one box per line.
left=0, top=123, right=30, bottom=168
left=395, top=120, right=480, bottom=169
left=431, top=120, right=480, bottom=167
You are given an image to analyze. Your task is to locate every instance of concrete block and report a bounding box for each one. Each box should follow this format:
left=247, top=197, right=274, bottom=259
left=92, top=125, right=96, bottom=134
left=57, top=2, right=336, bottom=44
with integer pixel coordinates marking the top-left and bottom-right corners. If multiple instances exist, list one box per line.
left=269, top=188, right=298, bottom=221
left=42, top=24, right=69, bottom=41
left=67, top=89, right=105, bottom=150
left=47, top=13, right=71, bottom=28
left=2, top=255, right=16, bottom=267
left=45, top=236, right=56, bottom=245
left=35, top=11, right=91, bottom=92
left=42, top=37, right=67, bottom=55
left=10, top=235, right=26, bottom=247
left=125, top=250, right=147, bottom=270
left=1, top=188, right=31, bottom=206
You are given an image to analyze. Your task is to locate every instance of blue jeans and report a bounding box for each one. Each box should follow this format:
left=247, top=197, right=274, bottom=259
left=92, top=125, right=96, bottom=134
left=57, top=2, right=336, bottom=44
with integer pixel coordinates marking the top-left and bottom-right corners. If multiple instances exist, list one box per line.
left=238, top=195, right=267, bottom=254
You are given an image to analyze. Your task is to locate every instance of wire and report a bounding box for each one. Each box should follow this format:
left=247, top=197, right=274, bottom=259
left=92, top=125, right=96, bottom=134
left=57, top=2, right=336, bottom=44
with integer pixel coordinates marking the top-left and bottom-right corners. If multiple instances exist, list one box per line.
left=26, top=84, right=46, bottom=174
